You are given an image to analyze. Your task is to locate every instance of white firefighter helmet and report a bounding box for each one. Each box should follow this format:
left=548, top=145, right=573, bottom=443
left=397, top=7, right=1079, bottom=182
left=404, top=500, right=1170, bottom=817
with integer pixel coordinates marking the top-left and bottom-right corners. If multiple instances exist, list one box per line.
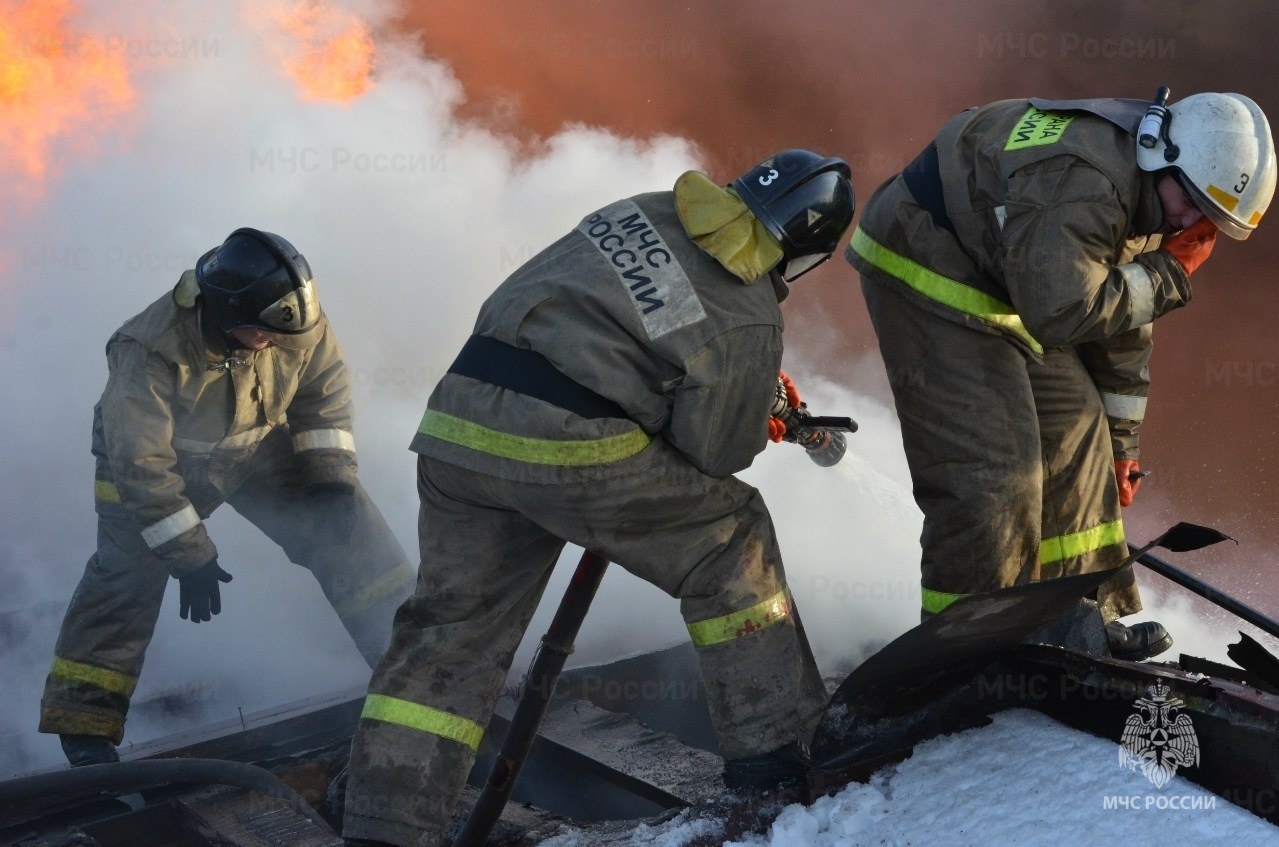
left=1137, top=92, right=1276, bottom=240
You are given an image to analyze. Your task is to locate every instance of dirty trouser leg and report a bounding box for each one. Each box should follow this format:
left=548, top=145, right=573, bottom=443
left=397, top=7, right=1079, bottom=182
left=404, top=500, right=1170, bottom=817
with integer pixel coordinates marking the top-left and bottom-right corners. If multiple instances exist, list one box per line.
left=344, top=456, right=566, bottom=847
left=227, top=438, right=415, bottom=667
left=39, top=515, right=170, bottom=743
left=861, top=278, right=1042, bottom=613
left=1030, top=347, right=1140, bottom=619
left=502, top=438, right=827, bottom=760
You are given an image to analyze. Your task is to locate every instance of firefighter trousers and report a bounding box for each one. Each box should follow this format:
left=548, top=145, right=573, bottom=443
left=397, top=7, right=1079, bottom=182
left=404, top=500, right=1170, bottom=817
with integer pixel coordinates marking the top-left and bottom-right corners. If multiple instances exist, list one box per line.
left=861, top=277, right=1140, bottom=620
left=343, top=443, right=826, bottom=847
left=39, top=433, right=413, bottom=743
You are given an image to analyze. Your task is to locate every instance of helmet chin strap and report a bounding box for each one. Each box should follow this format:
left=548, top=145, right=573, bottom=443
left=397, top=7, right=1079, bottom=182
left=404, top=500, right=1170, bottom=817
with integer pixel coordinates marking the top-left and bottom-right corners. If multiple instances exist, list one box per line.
left=1160, top=110, right=1181, bottom=163
left=196, top=306, right=250, bottom=372
left=206, top=354, right=248, bottom=373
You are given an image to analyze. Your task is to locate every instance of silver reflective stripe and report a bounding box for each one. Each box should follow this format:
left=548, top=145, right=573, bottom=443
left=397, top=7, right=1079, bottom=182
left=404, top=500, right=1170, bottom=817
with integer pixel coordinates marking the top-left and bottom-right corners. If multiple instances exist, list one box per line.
left=293, top=428, right=356, bottom=453
left=173, top=424, right=272, bottom=454
left=993, top=205, right=1007, bottom=230
left=141, top=504, right=201, bottom=549
left=1118, top=262, right=1156, bottom=326
left=1101, top=391, right=1147, bottom=421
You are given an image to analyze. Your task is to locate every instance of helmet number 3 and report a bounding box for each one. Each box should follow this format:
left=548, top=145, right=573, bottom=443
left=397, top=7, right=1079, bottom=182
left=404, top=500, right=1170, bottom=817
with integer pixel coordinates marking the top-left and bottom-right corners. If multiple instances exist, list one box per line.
left=1235, top=173, right=1250, bottom=193
left=758, top=168, right=779, bottom=187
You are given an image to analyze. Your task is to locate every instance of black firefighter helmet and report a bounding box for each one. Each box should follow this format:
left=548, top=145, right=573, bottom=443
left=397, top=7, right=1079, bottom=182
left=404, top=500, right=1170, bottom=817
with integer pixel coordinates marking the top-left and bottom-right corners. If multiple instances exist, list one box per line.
left=731, top=149, right=855, bottom=281
left=195, top=228, right=321, bottom=342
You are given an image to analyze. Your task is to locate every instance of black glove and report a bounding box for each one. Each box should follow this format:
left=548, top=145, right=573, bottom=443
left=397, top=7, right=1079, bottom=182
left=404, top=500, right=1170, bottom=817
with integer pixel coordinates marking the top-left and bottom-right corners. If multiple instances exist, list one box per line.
left=308, top=481, right=357, bottom=545
left=179, top=558, right=233, bottom=623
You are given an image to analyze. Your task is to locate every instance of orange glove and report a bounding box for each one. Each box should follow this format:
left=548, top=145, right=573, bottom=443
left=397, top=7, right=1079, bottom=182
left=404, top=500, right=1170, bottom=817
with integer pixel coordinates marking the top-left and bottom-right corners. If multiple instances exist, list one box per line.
left=1161, top=217, right=1217, bottom=276
left=1115, top=459, right=1143, bottom=508
left=768, top=416, right=787, bottom=443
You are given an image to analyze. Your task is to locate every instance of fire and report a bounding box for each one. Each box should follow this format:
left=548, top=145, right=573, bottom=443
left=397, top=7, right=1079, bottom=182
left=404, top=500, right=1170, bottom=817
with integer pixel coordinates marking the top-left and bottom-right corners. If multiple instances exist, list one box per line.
left=258, top=0, right=375, bottom=104
left=0, top=0, right=135, bottom=196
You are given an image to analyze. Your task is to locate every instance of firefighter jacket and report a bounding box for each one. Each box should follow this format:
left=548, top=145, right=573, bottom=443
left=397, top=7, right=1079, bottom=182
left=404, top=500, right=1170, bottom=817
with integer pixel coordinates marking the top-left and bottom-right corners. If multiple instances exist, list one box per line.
left=411, top=191, right=785, bottom=480
left=848, top=97, right=1193, bottom=458
left=94, top=271, right=357, bottom=577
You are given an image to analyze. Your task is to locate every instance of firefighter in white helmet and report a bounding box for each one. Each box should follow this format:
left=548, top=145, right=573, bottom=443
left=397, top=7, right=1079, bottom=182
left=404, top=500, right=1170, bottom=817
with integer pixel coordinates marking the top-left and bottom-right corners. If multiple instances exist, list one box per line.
left=847, top=91, right=1274, bottom=660
left=1137, top=91, right=1275, bottom=239
left=39, top=229, right=415, bottom=767
left=342, top=151, right=855, bottom=847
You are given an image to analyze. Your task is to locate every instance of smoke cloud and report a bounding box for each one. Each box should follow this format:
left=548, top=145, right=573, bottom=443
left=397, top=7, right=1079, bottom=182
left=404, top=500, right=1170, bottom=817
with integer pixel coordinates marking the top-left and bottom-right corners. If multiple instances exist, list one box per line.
left=397, top=0, right=1279, bottom=585
left=3, top=0, right=1277, bottom=780
left=0, top=0, right=701, bottom=774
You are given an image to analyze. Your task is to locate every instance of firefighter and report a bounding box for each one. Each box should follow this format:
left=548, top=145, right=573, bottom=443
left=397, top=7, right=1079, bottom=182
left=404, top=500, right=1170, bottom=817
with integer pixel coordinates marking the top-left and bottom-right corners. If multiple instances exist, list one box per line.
left=847, top=91, right=1275, bottom=659
left=341, top=151, right=855, bottom=847
left=40, top=228, right=415, bottom=767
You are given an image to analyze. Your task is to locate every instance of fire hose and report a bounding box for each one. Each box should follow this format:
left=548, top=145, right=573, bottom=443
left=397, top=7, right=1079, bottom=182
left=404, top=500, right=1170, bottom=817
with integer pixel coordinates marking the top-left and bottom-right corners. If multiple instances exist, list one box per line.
left=452, top=549, right=610, bottom=847
left=0, top=758, right=328, bottom=830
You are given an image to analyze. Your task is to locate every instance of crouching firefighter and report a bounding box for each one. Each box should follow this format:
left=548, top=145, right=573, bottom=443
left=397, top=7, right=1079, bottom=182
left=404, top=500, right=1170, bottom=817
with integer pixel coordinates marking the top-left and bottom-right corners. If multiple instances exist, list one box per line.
left=847, top=90, right=1276, bottom=659
left=40, top=228, right=415, bottom=767
left=341, top=150, right=856, bottom=847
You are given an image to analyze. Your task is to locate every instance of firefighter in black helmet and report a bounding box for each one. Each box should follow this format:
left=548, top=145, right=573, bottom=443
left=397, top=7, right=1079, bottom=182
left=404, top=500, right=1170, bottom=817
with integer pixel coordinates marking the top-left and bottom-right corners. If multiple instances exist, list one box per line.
left=39, top=228, right=414, bottom=767
left=342, top=152, right=854, bottom=847
left=732, top=149, right=855, bottom=281
left=196, top=228, right=323, bottom=343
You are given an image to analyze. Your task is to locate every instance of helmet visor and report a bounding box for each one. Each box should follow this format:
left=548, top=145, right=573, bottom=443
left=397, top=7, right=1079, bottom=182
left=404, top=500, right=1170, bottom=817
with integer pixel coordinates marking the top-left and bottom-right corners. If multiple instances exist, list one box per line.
left=779, top=251, right=831, bottom=281
left=256, top=277, right=319, bottom=333
left=1178, top=173, right=1253, bottom=240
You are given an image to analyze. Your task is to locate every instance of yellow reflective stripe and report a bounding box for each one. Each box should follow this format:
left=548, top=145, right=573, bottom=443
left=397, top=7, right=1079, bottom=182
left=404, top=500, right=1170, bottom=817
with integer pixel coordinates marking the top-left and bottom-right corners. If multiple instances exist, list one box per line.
left=925, top=520, right=1125, bottom=613
left=361, top=694, right=484, bottom=751
left=850, top=227, right=1044, bottom=355
left=94, top=480, right=121, bottom=503
left=335, top=566, right=410, bottom=618
left=922, top=587, right=968, bottom=615
left=419, top=410, right=651, bottom=466
left=1040, top=519, right=1126, bottom=566
left=50, top=657, right=137, bottom=697
left=686, top=589, right=790, bottom=648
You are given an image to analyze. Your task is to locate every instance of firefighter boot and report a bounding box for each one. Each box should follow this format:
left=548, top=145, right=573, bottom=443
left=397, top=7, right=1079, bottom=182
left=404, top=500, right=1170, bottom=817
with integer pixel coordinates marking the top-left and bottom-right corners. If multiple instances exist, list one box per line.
left=1105, top=620, right=1173, bottom=661
left=722, top=739, right=811, bottom=794
left=59, top=734, right=119, bottom=767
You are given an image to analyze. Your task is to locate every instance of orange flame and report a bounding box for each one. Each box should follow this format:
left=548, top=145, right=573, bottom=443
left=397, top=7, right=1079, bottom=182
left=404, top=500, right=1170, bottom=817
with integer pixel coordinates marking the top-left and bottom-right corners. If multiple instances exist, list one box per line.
left=260, top=0, right=375, bottom=104
left=0, top=0, right=135, bottom=197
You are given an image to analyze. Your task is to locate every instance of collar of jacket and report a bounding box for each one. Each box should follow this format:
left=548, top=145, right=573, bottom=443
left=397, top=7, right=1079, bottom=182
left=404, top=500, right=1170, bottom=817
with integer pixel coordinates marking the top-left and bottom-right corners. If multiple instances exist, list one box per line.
left=173, top=268, right=200, bottom=308
left=172, top=272, right=252, bottom=369
left=197, top=304, right=250, bottom=370
left=1131, top=169, right=1165, bottom=236
left=167, top=270, right=235, bottom=368
left=673, top=170, right=784, bottom=284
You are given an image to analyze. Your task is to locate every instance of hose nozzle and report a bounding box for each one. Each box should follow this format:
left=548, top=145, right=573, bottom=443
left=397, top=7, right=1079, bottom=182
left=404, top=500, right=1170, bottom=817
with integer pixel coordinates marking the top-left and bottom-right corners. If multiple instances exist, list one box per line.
left=770, top=376, right=858, bottom=468
left=792, top=426, right=848, bottom=467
